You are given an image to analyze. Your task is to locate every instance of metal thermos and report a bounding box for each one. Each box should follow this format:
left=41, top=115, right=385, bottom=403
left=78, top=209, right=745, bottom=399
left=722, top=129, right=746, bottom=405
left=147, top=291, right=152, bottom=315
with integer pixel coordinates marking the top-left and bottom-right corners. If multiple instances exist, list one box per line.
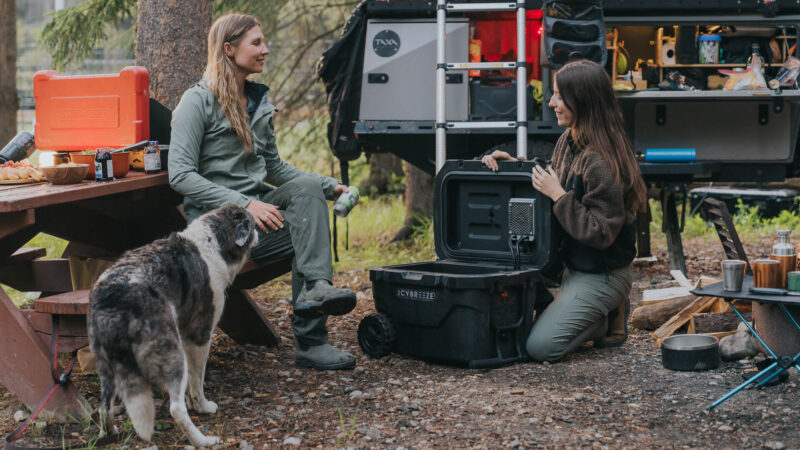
left=0, top=132, right=36, bottom=163
left=770, top=229, right=795, bottom=288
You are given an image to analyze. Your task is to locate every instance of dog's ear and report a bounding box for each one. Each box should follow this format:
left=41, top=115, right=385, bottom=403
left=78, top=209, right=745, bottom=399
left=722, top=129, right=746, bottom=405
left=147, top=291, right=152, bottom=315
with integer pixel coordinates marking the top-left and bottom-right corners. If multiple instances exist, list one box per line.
left=235, top=220, right=252, bottom=247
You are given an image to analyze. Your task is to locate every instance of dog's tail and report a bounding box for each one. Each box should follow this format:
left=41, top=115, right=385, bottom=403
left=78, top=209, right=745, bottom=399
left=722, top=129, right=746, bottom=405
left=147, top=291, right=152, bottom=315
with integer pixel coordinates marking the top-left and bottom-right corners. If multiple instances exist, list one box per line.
left=116, top=373, right=155, bottom=442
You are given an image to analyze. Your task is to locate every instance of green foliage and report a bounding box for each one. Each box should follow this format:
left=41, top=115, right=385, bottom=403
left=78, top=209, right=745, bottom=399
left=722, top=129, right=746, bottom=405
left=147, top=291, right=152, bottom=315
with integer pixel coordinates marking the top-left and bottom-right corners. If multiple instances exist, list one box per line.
left=40, top=0, right=137, bottom=71
left=1, top=233, right=68, bottom=306
left=649, top=197, right=800, bottom=243
left=331, top=195, right=435, bottom=273
left=335, top=402, right=359, bottom=448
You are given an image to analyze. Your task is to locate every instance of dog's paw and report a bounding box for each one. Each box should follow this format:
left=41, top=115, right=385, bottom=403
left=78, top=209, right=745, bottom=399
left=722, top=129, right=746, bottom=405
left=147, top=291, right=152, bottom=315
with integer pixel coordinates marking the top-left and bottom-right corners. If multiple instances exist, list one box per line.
left=191, top=398, right=218, bottom=414
left=192, top=434, right=220, bottom=448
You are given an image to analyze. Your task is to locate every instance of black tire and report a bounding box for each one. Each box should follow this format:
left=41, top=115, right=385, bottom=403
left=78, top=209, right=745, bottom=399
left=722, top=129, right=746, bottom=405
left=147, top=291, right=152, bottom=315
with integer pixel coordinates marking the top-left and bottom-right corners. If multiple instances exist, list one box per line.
left=357, top=313, right=396, bottom=359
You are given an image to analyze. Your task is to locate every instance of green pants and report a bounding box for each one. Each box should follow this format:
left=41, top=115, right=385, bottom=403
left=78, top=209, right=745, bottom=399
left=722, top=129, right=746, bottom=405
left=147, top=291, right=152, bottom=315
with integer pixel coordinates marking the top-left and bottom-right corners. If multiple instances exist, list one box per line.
left=526, top=265, right=633, bottom=362
left=250, top=176, right=333, bottom=347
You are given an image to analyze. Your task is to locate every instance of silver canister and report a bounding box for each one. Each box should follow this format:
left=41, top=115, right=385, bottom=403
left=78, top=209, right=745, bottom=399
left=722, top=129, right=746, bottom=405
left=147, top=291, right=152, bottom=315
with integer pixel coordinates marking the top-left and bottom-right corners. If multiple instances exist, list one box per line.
left=721, top=259, right=746, bottom=292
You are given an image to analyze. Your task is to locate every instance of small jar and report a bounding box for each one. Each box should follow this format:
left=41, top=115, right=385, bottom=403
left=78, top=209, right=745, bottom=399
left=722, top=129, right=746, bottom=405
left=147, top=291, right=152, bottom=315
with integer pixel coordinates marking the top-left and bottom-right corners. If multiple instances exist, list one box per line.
left=143, top=140, right=162, bottom=174
left=94, top=150, right=114, bottom=181
left=698, top=34, right=721, bottom=64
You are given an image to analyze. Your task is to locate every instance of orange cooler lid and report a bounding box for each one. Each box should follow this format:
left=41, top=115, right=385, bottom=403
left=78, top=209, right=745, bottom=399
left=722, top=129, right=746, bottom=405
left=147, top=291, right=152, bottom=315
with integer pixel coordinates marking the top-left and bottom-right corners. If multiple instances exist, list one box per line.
left=33, top=66, right=150, bottom=152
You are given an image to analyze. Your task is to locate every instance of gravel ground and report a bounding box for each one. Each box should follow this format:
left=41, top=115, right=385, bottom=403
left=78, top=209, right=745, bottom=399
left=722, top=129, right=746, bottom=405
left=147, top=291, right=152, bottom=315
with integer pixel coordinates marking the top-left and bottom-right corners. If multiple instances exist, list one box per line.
left=1, top=235, right=798, bottom=448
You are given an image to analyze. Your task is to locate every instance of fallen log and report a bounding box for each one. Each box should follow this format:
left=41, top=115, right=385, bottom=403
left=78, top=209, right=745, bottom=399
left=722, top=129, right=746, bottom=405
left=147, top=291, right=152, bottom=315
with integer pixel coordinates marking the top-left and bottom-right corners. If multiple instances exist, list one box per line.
left=689, top=311, right=753, bottom=334
left=631, top=294, right=697, bottom=330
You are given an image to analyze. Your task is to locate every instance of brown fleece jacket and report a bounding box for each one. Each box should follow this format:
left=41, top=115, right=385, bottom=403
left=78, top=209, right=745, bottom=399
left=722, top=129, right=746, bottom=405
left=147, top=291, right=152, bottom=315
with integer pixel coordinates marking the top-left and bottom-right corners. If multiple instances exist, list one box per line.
left=551, top=130, right=636, bottom=251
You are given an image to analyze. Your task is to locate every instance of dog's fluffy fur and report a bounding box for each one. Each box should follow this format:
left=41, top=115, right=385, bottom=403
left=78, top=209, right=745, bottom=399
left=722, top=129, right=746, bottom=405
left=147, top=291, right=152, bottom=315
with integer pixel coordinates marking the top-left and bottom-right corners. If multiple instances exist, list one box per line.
left=87, top=205, right=257, bottom=447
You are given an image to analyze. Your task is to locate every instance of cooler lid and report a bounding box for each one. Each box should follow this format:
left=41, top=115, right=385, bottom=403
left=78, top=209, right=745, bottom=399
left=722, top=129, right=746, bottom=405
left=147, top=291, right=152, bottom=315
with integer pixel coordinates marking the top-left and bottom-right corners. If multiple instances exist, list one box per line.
left=434, top=160, right=552, bottom=268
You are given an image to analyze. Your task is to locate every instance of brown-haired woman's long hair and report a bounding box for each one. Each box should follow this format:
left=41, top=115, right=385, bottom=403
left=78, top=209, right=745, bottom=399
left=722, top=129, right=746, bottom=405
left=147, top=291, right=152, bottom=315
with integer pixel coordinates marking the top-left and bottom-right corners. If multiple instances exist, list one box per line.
left=554, top=59, right=647, bottom=214
left=204, top=14, right=260, bottom=152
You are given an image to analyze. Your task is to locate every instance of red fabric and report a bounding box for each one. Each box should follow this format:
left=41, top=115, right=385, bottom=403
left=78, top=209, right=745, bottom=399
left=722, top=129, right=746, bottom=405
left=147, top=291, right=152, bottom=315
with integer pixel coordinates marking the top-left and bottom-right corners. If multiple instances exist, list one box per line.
left=472, top=10, right=543, bottom=80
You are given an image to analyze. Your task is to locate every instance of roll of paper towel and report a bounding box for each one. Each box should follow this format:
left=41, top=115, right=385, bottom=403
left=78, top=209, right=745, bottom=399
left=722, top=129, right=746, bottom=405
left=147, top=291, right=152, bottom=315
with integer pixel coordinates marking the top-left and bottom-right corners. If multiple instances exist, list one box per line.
left=661, top=42, right=676, bottom=66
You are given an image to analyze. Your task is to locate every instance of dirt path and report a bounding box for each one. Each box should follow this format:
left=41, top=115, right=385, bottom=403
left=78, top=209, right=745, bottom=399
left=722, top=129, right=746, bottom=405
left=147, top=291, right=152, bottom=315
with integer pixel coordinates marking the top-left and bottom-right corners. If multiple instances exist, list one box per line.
left=1, top=236, right=798, bottom=448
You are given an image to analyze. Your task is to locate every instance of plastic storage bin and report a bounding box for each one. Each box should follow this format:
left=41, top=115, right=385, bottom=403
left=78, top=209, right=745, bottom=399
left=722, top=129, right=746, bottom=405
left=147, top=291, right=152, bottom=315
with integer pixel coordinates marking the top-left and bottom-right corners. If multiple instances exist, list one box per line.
left=360, top=160, right=553, bottom=368
left=33, top=67, right=150, bottom=151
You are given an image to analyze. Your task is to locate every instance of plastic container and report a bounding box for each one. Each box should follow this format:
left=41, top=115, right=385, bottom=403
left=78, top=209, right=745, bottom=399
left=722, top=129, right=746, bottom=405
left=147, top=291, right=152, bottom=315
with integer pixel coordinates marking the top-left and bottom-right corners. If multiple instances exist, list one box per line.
left=33, top=67, right=150, bottom=151
left=698, top=34, right=721, bottom=64
left=360, top=160, right=553, bottom=368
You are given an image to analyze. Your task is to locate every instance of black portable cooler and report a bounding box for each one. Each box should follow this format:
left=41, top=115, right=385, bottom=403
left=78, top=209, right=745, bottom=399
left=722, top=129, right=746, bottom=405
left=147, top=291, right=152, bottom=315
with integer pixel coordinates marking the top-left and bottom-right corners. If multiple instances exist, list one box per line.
left=358, top=160, right=553, bottom=368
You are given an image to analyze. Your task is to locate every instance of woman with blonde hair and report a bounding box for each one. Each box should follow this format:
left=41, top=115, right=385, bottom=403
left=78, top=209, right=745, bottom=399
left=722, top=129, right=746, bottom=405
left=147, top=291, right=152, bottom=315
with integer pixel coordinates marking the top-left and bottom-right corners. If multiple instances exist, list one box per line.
left=170, top=13, right=356, bottom=370
left=483, top=59, right=647, bottom=362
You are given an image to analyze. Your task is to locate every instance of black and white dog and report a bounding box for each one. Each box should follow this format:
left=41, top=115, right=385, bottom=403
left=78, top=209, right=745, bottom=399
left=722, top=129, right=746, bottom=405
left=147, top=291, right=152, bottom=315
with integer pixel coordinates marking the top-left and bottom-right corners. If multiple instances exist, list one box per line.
left=87, top=205, right=257, bottom=447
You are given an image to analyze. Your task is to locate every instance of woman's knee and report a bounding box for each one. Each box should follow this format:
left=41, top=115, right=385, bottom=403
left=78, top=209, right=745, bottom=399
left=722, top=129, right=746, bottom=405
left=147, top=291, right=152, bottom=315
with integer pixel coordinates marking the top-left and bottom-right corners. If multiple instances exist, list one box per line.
left=285, top=176, right=324, bottom=198
left=526, top=327, right=568, bottom=363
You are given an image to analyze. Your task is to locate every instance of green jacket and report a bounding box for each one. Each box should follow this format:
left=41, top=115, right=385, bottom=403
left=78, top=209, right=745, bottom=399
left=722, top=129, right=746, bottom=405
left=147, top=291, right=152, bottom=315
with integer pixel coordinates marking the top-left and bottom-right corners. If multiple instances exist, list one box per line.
left=169, top=80, right=338, bottom=222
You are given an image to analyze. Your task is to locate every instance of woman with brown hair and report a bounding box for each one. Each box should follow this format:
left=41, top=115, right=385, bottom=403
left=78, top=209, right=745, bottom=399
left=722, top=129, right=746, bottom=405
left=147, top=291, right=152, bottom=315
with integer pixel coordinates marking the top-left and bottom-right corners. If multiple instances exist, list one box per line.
left=483, top=59, right=647, bottom=362
left=169, top=14, right=356, bottom=370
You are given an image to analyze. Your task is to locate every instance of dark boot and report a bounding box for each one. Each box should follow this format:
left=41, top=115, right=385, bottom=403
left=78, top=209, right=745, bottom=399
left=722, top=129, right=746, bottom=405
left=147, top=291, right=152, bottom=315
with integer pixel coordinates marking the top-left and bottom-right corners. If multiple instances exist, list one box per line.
left=293, top=280, right=356, bottom=319
left=595, top=297, right=630, bottom=348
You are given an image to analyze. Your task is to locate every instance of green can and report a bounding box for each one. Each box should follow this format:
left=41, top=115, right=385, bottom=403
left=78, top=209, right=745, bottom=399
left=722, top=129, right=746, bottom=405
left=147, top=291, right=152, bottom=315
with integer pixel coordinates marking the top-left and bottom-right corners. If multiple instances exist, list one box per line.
left=787, top=271, right=800, bottom=292
left=333, top=186, right=360, bottom=218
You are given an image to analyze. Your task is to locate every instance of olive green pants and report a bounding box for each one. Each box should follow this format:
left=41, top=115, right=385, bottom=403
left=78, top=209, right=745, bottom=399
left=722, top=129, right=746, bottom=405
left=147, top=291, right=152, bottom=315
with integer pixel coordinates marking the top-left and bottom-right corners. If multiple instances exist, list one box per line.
left=250, top=176, right=333, bottom=347
left=526, top=265, right=633, bottom=362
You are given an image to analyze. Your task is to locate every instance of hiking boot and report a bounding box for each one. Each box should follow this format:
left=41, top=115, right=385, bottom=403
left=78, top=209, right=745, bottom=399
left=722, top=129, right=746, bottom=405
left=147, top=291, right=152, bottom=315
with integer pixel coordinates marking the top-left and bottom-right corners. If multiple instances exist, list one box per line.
left=595, top=297, right=630, bottom=349
left=295, top=343, right=356, bottom=370
left=293, top=280, right=356, bottom=319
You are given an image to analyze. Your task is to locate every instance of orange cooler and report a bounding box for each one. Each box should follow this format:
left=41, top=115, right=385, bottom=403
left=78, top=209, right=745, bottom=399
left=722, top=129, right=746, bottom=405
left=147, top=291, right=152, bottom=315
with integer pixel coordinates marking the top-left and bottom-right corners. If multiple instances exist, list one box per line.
left=33, top=66, right=150, bottom=151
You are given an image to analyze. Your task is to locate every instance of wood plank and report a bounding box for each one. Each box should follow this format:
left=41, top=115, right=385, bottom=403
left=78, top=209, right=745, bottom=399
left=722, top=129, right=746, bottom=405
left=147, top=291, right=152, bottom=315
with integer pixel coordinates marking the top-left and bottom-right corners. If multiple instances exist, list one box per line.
left=642, top=286, right=692, bottom=305
left=652, top=296, right=718, bottom=346
left=0, top=172, right=169, bottom=213
left=701, top=330, right=738, bottom=341
left=218, top=289, right=280, bottom=347
left=34, top=290, right=90, bottom=315
left=233, top=257, right=293, bottom=290
left=0, top=258, right=73, bottom=292
left=5, top=246, right=47, bottom=263
left=23, top=310, right=88, bottom=337
left=0, top=209, right=34, bottom=239
left=0, top=288, right=89, bottom=421
left=671, top=270, right=693, bottom=288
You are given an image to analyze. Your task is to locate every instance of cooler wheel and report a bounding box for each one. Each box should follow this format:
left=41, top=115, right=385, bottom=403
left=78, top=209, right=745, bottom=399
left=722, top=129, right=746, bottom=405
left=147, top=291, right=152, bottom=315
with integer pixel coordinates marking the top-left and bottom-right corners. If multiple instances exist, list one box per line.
left=357, top=313, right=395, bottom=359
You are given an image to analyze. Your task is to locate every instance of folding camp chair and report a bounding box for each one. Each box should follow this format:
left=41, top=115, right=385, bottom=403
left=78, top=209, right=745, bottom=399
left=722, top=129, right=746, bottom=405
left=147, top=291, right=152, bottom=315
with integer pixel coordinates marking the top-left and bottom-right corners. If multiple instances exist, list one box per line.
left=693, top=197, right=800, bottom=410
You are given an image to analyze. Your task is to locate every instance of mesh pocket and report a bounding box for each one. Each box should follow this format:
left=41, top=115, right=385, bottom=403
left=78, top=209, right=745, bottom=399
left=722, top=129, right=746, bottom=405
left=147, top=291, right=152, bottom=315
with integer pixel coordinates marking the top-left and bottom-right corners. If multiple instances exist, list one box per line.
left=548, top=40, right=606, bottom=66
left=544, top=2, right=602, bottom=20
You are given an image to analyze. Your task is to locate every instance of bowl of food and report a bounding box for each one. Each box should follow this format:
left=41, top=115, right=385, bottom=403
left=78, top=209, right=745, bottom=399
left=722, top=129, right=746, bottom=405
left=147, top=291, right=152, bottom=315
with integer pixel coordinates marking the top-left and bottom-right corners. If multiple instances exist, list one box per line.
left=40, top=163, right=90, bottom=185
left=70, top=150, right=130, bottom=179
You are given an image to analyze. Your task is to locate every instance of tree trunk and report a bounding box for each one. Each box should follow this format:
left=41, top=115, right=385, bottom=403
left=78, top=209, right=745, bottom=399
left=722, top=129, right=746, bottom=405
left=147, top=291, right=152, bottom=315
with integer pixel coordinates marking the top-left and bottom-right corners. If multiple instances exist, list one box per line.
left=358, top=153, right=404, bottom=196
left=135, top=0, right=212, bottom=110
left=0, top=0, right=18, bottom=147
left=392, top=162, right=434, bottom=242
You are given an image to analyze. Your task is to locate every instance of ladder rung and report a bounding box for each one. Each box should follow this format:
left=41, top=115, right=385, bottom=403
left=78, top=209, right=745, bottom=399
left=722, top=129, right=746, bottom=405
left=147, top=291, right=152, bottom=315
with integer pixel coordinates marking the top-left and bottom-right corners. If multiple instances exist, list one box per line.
left=446, top=121, right=516, bottom=130
left=445, top=62, right=517, bottom=70
left=445, top=2, right=517, bottom=12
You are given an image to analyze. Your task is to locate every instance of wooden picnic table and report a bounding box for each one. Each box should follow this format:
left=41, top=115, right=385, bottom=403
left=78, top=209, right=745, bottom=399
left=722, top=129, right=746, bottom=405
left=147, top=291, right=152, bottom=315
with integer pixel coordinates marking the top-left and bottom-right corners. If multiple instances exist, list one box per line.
left=0, top=171, right=289, bottom=420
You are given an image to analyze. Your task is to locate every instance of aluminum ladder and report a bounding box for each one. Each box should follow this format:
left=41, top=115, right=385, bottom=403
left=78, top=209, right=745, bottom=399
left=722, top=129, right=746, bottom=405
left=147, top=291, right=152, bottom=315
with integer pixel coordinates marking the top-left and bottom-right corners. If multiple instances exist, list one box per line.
left=435, top=0, right=528, bottom=173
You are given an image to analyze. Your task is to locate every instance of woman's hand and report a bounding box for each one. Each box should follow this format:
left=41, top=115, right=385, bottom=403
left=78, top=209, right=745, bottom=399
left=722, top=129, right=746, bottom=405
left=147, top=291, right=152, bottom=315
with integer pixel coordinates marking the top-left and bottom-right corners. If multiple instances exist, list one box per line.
left=245, top=199, right=284, bottom=232
left=532, top=165, right=566, bottom=202
left=481, top=150, right=517, bottom=172
left=333, top=184, right=350, bottom=200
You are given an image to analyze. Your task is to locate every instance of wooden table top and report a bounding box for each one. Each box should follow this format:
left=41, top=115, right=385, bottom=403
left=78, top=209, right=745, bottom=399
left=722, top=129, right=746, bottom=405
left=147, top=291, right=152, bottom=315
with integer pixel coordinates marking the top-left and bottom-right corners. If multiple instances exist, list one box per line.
left=0, top=171, right=170, bottom=213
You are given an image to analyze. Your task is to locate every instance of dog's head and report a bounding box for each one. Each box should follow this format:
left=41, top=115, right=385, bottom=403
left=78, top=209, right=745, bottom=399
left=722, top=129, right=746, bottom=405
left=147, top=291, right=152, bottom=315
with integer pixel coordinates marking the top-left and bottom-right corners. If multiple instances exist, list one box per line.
left=197, top=204, right=258, bottom=267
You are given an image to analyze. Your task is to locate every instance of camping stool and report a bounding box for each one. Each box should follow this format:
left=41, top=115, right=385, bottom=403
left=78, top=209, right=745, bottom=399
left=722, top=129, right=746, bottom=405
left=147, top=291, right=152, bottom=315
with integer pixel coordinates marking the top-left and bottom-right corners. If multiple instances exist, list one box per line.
left=692, top=278, right=800, bottom=410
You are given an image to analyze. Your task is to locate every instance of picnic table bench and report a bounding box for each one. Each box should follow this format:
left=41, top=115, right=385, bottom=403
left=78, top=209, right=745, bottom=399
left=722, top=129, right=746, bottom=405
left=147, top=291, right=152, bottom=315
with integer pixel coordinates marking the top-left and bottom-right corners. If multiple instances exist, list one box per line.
left=0, top=172, right=290, bottom=420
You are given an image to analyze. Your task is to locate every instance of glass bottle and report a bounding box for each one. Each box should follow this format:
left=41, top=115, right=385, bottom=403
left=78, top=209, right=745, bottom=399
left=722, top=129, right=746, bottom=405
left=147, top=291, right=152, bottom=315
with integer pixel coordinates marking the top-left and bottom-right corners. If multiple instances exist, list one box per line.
left=143, top=140, right=162, bottom=174
left=95, top=149, right=114, bottom=182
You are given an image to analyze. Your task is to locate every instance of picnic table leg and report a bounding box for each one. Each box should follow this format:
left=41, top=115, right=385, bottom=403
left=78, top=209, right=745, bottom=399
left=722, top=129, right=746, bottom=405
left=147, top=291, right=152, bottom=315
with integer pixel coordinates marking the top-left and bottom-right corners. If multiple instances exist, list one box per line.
left=0, top=289, right=89, bottom=422
left=218, top=289, right=280, bottom=347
